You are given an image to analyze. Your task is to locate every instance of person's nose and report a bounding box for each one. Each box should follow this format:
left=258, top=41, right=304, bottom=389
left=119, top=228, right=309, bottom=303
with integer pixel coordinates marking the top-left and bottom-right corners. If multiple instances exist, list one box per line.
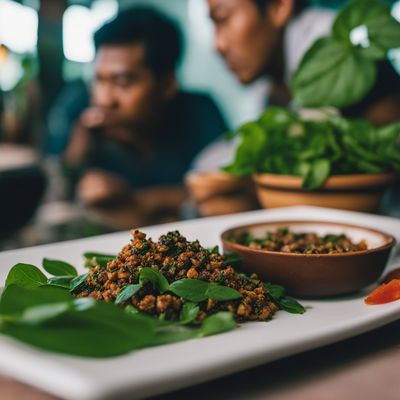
left=215, top=29, right=228, bottom=56
left=92, top=82, right=116, bottom=109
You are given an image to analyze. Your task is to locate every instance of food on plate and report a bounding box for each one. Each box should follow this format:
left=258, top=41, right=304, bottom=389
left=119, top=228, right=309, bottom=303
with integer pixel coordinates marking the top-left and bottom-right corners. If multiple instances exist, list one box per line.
left=0, top=229, right=305, bottom=358
left=75, top=230, right=288, bottom=322
left=364, top=279, right=400, bottom=305
left=231, top=227, right=368, bottom=254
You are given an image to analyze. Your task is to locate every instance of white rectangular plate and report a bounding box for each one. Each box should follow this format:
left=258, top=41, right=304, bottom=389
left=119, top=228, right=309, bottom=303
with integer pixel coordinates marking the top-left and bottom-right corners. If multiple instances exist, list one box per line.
left=0, top=206, right=399, bottom=400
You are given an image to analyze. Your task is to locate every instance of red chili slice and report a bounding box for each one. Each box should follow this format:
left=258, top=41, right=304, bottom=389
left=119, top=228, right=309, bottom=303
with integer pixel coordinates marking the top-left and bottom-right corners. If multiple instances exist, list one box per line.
left=364, top=279, right=400, bottom=305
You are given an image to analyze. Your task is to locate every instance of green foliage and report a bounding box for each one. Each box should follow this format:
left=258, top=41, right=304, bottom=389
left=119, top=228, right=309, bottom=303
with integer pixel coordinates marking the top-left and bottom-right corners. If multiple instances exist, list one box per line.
left=293, top=0, right=400, bottom=108
left=199, top=312, right=236, bottom=336
left=83, top=252, right=116, bottom=269
left=42, top=258, right=78, bottom=277
left=224, top=108, right=400, bottom=190
left=179, top=302, right=200, bottom=324
left=293, top=38, right=376, bottom=108
left=265, top=283, right=305, bottom=314
left=115, top=284, right=141, bottom=305
left=139, top=267, right=170, bottom=293
left=169, top=279, right=243, bottom=302
left=69, top=273, right=89, bottom=293
left=5, top=264, right=47, bottom=289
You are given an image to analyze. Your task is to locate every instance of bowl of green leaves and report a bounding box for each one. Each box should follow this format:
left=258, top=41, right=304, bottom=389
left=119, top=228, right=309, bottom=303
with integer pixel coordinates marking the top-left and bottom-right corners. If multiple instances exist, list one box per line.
left=223, top=107, right=399, bottom=212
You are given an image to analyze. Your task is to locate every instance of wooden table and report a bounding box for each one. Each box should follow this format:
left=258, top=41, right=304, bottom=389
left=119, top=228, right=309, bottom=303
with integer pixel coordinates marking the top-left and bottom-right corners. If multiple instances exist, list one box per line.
left=2, top=318, right=399, bottom=400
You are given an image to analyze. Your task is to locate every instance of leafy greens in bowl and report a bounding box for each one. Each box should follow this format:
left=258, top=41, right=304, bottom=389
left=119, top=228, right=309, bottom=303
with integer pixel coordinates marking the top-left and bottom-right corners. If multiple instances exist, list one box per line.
left=224, top=107, right=400, bottom=191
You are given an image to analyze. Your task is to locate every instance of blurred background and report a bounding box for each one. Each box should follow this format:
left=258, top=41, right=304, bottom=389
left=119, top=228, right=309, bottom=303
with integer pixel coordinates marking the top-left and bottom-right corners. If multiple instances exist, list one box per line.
left=0, top=0, right=400, bottom=250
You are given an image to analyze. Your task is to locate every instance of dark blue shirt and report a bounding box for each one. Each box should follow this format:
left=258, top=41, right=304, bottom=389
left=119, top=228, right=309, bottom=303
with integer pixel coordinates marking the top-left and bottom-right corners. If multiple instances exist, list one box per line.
left=47, top=85, right=227, bottom=188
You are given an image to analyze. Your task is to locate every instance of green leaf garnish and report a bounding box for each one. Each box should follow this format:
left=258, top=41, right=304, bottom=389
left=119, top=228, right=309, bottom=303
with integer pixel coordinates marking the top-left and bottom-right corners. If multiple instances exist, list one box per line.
left=139, top=267, right=170, bottom=293
left=179, top=302, right=200, bottom=325
left=278, top=297, right=306, bottom=314
left=70, top=273, right=89, bottom=293
left=199, top=312, right=236, bottom=337
left=115, top=284, right=141, bottom=305
left=5, top=264, right=47, bottom=289
left=42, top=258, right=77, bottom=277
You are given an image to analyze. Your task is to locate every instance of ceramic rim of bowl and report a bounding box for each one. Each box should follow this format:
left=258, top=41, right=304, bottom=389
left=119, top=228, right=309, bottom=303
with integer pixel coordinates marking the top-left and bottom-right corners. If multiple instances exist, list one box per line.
left=221, top=220, right=396, bottom=258
left=253, top=172, right=398, bottom=191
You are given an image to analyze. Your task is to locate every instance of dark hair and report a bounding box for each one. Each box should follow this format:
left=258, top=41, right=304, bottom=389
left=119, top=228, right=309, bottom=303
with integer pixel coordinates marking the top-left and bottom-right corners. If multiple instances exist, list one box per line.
left=252, top=0, right=309, bottom=15
left=94, top=7, right=183, bottom=79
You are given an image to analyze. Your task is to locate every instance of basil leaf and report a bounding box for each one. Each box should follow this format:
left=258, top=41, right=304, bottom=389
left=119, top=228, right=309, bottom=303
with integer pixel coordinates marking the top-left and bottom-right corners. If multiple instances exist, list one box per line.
left=179, top=302, right=199, bottom=325
left=265, top=283, right=286, bottom=300
left=42, top=258, right=77, bottom=277
left=333, top=0, right=400, bottom=59
left=199, top=312, right=236, bottom=337
left=206, top=283, right=242, bottom=301
left=150, top=324, right=198, bottom=346
left=223, top=122, right=267, bottom=176
left=21, top=302, right=71, bottom=326
left=115, top=284, right=141, bottom=305
left=169, top=279, right=209, bottom=302
left=70, top=273, right=89, bottom=293
left=209, top=245, right=220, bottom=254
left=1, top=300, right=154, bottom=357
left=124, top=305, right=140, bottom=315
left=169, top=279, right=242, bottom=303
left=139, top=268, right=170, bottom=293
left=83, top=252, right=116, bottom=259
left=302, top=158, right=331, bottom=191
left=278, top=297, right=306, bottom=314
left=5, top=264, right=47, bottom=289
left=293, top=37, right=376, bottom=108
left=83, top=252, right=116, bottom=269
left=46, top=275, right=74, bottom=289
left=0, top=285, right=71, bottom=316
left=258, top=106, right=297, bottom=132
left=223, top=252, right=241, bottom=266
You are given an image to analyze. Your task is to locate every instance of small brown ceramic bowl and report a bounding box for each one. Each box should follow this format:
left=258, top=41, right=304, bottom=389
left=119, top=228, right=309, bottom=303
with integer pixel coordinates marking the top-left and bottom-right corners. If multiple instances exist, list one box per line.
left=221, top=220, right=396, bottom=298
left=253, top=172, right=398, bottom=213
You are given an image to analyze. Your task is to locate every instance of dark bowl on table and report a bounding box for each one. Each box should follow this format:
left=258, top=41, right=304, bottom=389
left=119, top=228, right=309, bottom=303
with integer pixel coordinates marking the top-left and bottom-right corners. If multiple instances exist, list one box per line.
left=0, top=145, right=46, bottom=239
left=221, top=220, right=395, bottom=298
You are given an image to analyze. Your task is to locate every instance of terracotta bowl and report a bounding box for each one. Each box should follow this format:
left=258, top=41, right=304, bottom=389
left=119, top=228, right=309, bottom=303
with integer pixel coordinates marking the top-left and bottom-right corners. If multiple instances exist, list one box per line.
left=185, top=171, right=252, bottom=202
left=185, top=171, right=258, bottom=216
left=253, top=172, right=398, bottom=213
left=221, top=220, right=395, bottom=298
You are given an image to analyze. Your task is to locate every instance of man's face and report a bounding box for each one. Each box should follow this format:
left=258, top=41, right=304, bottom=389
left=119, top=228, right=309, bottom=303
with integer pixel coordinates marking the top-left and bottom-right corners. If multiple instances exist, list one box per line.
left=91, top=44, right=166, bottom=129
left=208, top=0, right=279, bottom=84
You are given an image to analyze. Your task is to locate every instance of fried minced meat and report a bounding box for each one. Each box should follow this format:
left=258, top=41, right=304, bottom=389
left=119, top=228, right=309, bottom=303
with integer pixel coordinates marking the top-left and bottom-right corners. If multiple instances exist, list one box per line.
left=238, top=227, right=368, bottom=254
left=75, top=230, right=279, bottom=322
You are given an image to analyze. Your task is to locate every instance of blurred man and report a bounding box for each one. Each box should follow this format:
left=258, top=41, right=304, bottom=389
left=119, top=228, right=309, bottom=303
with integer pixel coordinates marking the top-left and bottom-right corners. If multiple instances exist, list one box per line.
left=187, top=0, right=400, bottom=216
left=61, top=7, right=227, bottom=227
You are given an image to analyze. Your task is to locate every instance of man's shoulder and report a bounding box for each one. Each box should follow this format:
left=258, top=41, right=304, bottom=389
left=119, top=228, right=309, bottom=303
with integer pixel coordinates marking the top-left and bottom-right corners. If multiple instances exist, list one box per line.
left=170, top=90, right=227, bottom=128
left=168, top=90, right=228, bottom=146
left=173, top=91, right=220, bottom=112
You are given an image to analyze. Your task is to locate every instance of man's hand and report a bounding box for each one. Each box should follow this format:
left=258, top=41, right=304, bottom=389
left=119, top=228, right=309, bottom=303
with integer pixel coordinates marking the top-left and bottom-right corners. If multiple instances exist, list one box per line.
left=77, top=169, right=132, bottom=207
left=185, top=171, right=259, bottom=217
left=80, top=107, right=106, bottom=129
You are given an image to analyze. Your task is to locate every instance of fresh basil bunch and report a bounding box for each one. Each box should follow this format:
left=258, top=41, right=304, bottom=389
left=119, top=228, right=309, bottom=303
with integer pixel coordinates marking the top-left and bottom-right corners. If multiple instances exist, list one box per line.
left=293, top=0, right=400, bottom=108
left=224, top=107, right=400, bottom=190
